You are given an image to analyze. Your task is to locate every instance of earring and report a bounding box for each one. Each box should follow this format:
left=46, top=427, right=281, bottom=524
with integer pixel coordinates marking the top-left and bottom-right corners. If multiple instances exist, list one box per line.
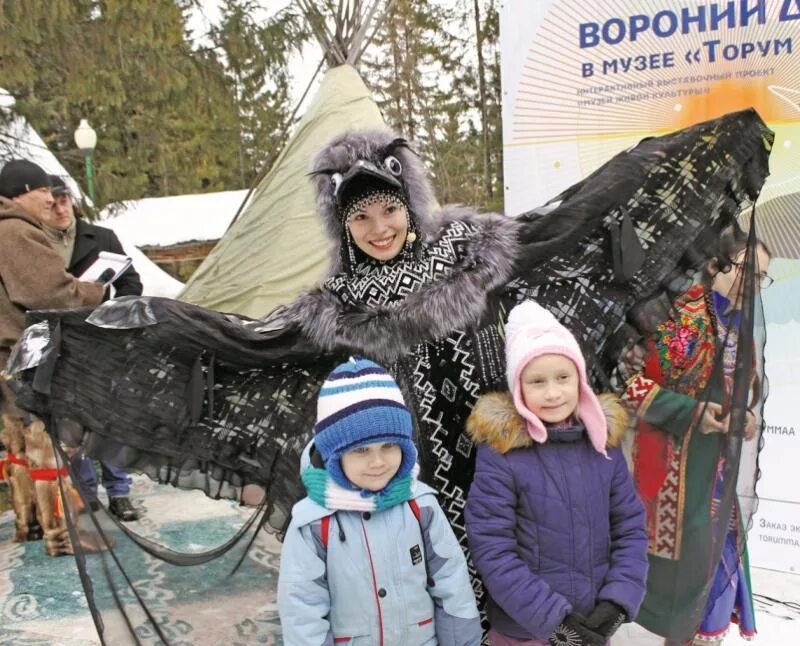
left=405, top=211, right=418, bottom=250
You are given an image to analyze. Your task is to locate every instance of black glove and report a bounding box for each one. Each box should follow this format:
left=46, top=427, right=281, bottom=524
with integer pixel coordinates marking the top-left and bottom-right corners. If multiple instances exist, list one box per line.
left=549, top=613, right=606, bottom=646
left=583, top=600, right=628, bottom=639
left=96, top=268, right=116, bottom=284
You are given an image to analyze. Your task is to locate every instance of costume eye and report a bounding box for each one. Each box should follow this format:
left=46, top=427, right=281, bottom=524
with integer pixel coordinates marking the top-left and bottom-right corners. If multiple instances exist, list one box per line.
left=383, top=155, right=402, bottom=176
left=330, top=172, right=343, bottom=191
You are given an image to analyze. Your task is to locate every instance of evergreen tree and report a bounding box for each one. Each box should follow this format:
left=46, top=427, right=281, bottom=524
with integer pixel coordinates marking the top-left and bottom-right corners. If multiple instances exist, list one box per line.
left=210, top=0, right=308, bottom=186
left=0, top=0, right=243, bottom=207
left=360, top=0, right=503, bottom=211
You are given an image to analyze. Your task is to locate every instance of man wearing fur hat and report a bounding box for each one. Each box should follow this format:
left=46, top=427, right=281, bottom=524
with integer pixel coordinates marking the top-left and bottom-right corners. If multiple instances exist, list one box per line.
left=0, top=159, right=105, bottom=542
left=40, top=175, right=142, bottom=522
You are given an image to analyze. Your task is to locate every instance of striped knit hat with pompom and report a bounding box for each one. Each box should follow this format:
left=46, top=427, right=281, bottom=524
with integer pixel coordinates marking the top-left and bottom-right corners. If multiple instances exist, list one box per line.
left=314, top=356, right=417, bottom=490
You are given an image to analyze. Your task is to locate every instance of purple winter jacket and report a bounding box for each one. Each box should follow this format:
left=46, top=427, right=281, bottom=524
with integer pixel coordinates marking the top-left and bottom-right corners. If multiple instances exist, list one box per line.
left=464, top=392, right=648, bottom=641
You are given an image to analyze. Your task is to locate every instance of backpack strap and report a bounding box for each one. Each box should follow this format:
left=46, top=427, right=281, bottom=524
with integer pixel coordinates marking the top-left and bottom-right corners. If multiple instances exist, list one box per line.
left=321, top=515, right=332, bottom=549
left=317, top=502, right=434, bottom=584
left=407, top=498, right=422, bottom=522
left=408, top=499, right=435, bottom=588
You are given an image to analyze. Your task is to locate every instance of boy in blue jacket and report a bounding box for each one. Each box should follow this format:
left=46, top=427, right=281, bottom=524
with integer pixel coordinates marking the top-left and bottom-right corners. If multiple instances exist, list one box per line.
left=278, top=357, right=480, bottom=645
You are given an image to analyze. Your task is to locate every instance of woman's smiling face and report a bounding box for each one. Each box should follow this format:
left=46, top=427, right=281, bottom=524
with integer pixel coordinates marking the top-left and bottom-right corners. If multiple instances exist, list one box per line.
left=347, top=197, right=409, bottom=261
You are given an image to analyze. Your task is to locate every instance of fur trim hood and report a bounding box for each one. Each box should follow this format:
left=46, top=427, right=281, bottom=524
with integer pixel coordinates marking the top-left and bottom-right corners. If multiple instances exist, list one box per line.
left=268, top=206, right=521, bottom=365
left=466, top=391, right=629, bottom=455
left=255, top=128, right=523, bottom=364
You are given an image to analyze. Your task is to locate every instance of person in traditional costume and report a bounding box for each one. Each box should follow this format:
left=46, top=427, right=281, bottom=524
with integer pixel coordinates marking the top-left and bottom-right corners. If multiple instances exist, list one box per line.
left=4, top=109, right=772, bottom=644
left=624, top=224, right=771, bottom=644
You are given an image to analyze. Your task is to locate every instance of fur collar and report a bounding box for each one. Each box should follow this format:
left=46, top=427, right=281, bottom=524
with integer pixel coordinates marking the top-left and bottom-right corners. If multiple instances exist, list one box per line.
left=467, top=391, right=629, bottom=454
left=0, top=198, right=41, bottom=227
left=278, top=206, right=521, bottom=365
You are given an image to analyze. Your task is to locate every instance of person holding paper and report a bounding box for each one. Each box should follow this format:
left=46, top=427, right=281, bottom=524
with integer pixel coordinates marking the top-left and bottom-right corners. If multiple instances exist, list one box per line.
left=0, top=159, right=105, bottom=542
left=42, top=175, right=142, bottom=522
left=46, top=176, right=142, bottom=297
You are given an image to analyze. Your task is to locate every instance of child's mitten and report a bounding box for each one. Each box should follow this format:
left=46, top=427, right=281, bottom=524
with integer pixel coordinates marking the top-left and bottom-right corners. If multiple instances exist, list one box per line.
left=548, top=613, right=606, bottom=646
left=583, top=600, right=627, bottom=639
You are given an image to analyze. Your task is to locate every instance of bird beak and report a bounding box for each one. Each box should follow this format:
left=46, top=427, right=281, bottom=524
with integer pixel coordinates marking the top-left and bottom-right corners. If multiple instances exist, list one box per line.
left=335, top=160, right=402, bottom=206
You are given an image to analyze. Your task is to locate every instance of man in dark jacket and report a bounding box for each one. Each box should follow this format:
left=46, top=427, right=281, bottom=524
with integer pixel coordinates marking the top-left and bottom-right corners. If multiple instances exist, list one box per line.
left=42, top=176, right=142, bottom=521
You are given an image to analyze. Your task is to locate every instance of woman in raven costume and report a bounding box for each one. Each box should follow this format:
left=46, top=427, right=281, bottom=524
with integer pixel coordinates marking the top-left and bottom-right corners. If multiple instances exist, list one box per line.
left=8, top=109, right=771, bottom=645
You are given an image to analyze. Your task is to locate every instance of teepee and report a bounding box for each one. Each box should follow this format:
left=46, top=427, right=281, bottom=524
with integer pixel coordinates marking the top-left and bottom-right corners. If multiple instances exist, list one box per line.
left=179, top=1, right=393, bottom=317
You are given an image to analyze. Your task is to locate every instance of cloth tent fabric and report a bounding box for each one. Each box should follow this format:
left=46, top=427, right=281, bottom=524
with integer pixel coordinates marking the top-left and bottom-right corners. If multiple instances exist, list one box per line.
left=5, top=109, right=773, bottom=645
left=178, top=65, right=386, bottom=317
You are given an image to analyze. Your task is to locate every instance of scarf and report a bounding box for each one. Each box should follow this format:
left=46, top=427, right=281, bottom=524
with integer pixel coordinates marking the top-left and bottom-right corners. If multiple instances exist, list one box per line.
left=42, top=218, right=77, bottom=265
left=711, top=290, right=741, bottom=379
left=301, top=463, right=421, bottom=513
left=544, top=420, right=587, bottom=443
left=324, top=219, right=479, bottom=309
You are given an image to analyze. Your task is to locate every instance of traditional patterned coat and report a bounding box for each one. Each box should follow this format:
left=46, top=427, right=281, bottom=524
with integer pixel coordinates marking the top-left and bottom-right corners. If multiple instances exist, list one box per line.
left=624, top=283, right=754, bottom=639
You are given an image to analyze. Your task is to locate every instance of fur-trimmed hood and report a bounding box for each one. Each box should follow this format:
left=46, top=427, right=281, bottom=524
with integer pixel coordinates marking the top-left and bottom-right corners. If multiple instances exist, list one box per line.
left=267, top=206, right=521, bottom=365
left=259, top=128, right=524, bottom=365
left=467, top=391, right=629, bottom=455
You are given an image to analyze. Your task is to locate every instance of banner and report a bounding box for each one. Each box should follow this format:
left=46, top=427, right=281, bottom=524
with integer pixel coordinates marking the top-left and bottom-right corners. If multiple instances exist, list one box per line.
left=500, top=0, right=800, bottom=575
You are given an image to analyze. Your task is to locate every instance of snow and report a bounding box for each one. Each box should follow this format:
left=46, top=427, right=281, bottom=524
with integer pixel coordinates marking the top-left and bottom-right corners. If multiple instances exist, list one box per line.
left=99, top=190, right=249, bottom=247
left=116, top=236, right=184, bottom=298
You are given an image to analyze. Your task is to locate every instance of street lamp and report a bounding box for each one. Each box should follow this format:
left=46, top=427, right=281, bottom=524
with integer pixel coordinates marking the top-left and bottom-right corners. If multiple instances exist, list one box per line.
left=73, top=118, right=97, bottom=203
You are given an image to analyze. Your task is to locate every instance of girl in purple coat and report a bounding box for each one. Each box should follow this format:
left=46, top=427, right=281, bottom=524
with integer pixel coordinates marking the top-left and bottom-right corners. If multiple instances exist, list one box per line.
left=465, top=301, right=648, bottom=646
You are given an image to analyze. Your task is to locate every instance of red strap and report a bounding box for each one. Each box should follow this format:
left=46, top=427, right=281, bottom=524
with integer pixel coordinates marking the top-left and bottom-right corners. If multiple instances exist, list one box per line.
left=321, top=515, right=331, bottom=549
left=7, top=451, right=29, bottom=468
left=408, top=499, right=422, bottom=522
left=321, top=501, right=423, bottom=552
left=28, top=466, right=69, bottom=481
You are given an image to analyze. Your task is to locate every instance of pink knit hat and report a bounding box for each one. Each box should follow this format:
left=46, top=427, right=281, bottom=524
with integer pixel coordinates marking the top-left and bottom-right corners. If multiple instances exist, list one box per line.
left=505, top=301, right=608, bottom=455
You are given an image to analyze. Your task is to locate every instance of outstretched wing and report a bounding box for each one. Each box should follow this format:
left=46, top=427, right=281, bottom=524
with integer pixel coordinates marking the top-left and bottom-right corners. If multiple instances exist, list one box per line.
left=506, top=108, right=773, bottom=384
left=13, top=296, right=345, bottom=533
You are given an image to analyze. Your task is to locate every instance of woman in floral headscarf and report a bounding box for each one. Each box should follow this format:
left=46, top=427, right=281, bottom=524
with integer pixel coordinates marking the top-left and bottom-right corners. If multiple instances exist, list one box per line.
left=625, top=224, right=771, bottom=644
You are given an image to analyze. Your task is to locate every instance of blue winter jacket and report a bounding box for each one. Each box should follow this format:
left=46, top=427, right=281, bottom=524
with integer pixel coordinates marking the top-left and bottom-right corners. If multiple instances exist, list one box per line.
left=464, top=392, right=648, bottom=641
left=278, top=457, right=480, bottom=645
